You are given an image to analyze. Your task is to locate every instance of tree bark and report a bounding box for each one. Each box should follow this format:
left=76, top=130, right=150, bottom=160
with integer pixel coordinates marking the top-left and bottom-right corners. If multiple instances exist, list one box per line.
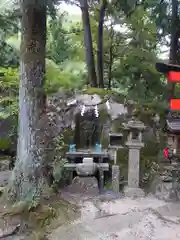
left=168, top=0, right=179, bottom=101
left=97, top=0, right=107, bottom=88
left=79, top=0, right=97, bottom=87
left=8, top=0, right=47, bottom=202
left=108, top=23, right=114, bottom=89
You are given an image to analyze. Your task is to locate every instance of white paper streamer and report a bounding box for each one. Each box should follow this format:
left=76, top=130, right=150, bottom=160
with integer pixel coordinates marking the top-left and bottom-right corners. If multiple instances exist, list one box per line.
left=94, top=105, right=99, bottom=117
left=67, top=99, right=77, bottom=106
left=106, top=100, right=110, bottom=110
left=81, top=105, right=86, bottom=116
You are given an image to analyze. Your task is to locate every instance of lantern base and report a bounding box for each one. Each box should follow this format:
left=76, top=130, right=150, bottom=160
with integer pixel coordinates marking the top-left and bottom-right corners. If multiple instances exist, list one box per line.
left=124, top=187, right=145, bottom=198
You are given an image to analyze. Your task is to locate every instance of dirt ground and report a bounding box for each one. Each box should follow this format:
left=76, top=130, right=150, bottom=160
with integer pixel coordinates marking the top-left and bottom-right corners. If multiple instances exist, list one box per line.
left=0, top=190, right=79, bottom=240
left=1, top=171, right=180, bottom=240
left=1, top=191, right=180, bottom=240
left=49, top=194, right=180, bottom=240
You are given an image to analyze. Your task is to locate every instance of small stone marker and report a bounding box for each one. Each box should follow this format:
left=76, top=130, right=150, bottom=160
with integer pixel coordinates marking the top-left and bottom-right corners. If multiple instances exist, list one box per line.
left=112, top=165, right=120, bottom=193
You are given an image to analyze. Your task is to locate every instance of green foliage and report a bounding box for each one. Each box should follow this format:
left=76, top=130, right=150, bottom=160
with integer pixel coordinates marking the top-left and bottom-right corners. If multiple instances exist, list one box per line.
left=52, top=158, right=68, bottom=183
left=135, top=101, right=167, bottom=125
left=0, top=2, right=19, bottom=67
left=111, top=7, right=164, bottom=100
left=51, top=135, right=70, bottom=188
left=0, top=67, right=18, bottom=110
left=0, top=138, right=10, bottom=149
left=0, top=61, right=84, bottom=98
left=0, top=41, right=19, bottom=67
left=140, top=160, right=160, bottom=187
left=0, top=67, right=19, bottom=89
left=0, top=0, right=170, bottom=103
left=47, top=14, right=75, bottom=64
left=45, top=59, right=85, bottom=93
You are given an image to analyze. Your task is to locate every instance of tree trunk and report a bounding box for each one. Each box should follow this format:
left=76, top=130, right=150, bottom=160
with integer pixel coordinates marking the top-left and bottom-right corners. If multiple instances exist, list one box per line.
left=8, top=0, right=46, bottom=202
left=97, top=0, right=107, bottom=88
left=80, top=0, right=97, bottom=87
left=168, top=0, right=179, bottom=101
left=108, top=23, right=114, bottom=89
left=107, top=44, right=113, bottom=89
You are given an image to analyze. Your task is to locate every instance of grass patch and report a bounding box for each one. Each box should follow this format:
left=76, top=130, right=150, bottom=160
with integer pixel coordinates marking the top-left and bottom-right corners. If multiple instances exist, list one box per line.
left=0, top=156, right=10, bottom=161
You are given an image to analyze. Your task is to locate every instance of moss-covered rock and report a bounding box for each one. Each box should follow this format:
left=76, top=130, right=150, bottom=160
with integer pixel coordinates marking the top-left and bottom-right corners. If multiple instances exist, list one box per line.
left=83, top=88, right=124, bottom=103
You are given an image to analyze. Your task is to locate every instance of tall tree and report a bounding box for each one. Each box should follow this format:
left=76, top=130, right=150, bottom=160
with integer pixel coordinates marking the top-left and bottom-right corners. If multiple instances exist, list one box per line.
left=8, top=0, right=47, bottom=202
left=168, top=0, right=179, bottom=101
left=97, top=0, right=107, bottom=88
left=79, top=0, right=97, bottom=87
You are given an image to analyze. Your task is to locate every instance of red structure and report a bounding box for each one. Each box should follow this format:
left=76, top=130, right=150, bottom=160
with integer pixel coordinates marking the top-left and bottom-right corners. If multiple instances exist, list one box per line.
left=156, top=62, right=180, bottom=111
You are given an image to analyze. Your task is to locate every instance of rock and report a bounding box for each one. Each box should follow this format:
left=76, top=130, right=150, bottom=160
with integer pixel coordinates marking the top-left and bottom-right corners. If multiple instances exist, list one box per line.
left=154, top=180, right=179, bottom=201
left=150, top=173, right=180, bottom=202
left=67, top=176, right=99, bottom=195
left=0, top=186, right=5, bottom=195
left=161, top=175, right=173, bottom=182
left=76, top=94, right=102, bottom=106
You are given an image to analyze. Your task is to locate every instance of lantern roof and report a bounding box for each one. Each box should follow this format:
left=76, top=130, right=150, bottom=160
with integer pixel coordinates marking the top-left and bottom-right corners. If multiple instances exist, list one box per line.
left=123, top=118, right=146, bottom=131
left=166, top=118, right=180, bottom=133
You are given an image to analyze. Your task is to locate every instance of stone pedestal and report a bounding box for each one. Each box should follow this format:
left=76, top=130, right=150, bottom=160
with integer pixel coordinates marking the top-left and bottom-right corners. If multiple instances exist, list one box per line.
left=124, top=186, right=145, bottom=198
left=127, top=145, right=142, bottom=188
left=112, top=165, right=120, bottom=193
left=99, top=169, right=104, bottom=193
left=67, top=176, right=99, bottom=195
left=125, top=142, right=145, bottom=198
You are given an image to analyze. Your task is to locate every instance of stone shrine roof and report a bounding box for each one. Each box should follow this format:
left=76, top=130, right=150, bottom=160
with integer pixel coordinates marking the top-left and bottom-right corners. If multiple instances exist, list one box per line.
left=166, top=118, right=180, bottom=133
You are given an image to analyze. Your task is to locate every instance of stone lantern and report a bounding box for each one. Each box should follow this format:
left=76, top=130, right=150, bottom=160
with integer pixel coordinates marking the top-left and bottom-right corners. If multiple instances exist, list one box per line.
left=123, top=117, right=145, bottom=197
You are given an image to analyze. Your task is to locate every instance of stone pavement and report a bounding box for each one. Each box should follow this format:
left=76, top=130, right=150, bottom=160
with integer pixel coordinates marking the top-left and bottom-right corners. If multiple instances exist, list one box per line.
left=48, top=196, right=180, bottom=240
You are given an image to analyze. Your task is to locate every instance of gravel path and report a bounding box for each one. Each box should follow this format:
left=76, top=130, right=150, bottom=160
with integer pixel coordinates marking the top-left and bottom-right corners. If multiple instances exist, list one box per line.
left=49, top=196, right=180, bottom=240
left=1, top=171, right=180, bottom=240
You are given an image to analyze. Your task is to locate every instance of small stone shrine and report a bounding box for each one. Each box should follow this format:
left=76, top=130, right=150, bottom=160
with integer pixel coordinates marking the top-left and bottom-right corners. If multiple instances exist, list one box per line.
left=123, top=117, right=146, bottom=197
left=64, top=95, right=111, bottom=194
left=63, top=93, right=147, bottom=197
left=165, top=116, right=180, bottom=156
